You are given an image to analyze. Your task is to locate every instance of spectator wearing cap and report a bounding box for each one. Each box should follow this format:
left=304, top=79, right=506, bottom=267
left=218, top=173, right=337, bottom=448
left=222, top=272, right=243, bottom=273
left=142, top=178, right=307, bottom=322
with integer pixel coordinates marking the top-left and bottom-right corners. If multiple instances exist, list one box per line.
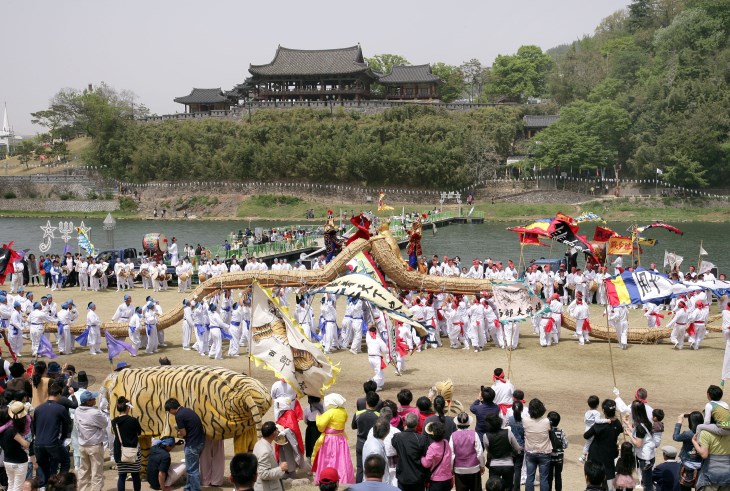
left=147, top=436, right=186, bottom=491
left=651, top=445, right=680, bottom=491
left=32, top=383, right=71, bottom=487
left=253, top=421, right=288, bottom=491
left=319, top=467, right=340, bottom=491
left=1, top=400, right=33, bottom=490
left=75, top=389, right=108, bottom=491
left=230, top=452, right=258, bottom=491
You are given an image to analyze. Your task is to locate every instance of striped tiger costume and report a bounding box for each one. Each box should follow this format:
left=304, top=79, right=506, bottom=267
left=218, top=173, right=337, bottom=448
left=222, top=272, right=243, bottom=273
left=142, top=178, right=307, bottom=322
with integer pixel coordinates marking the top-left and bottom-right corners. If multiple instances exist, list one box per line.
left=102, top=365, right=271, bottom=468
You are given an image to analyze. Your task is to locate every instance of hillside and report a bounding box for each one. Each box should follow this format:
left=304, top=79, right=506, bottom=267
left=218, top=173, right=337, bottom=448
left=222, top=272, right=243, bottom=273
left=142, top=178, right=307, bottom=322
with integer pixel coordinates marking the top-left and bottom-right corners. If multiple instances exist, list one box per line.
left=3, top=136, right=91, bottom=175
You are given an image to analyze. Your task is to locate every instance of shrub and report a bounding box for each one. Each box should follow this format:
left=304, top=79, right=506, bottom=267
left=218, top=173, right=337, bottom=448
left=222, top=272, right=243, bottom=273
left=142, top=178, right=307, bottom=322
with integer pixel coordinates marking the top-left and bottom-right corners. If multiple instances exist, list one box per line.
left=119, top=196, right=138, bottom=212
left=3, top=191, right=17, bottom=199
left=249, top=195, right=303, bottom=207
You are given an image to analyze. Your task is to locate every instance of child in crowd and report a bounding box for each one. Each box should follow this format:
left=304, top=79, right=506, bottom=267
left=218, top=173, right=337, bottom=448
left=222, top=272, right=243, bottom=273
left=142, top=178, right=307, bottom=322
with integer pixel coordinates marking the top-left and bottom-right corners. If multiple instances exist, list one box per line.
left=304, top=395, right=324, bottom=463
left=613, top=442, right=637, bottom=490
left=696, top=384, right=730, bottom=437
left=580, top=395, right=610, bottom=462
left=652, top=408, right=665, bottom=447
left=547, top=411, right=568, bottom=491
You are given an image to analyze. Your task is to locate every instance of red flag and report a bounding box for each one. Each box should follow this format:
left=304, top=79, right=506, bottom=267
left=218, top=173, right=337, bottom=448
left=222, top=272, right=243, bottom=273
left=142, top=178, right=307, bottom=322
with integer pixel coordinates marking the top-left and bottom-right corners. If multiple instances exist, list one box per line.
left=0, top=242, right=21, bottom=286
left=593, top=226, right=617, bottom=243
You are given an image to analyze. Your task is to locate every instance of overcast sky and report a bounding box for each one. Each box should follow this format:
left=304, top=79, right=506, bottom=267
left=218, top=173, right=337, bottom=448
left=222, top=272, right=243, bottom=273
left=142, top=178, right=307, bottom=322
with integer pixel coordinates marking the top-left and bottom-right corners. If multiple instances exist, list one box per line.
left=3, top=0, right=630, bottom=135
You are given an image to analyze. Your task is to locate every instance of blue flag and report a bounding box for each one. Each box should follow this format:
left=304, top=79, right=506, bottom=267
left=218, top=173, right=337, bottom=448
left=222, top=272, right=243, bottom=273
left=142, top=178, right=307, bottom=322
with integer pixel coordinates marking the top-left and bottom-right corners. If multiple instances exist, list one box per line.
left=37, top=335, right=58, bottom=359
left=75, top=327, right=90, bottom=347
left=105, top=330, right=137, bottom=361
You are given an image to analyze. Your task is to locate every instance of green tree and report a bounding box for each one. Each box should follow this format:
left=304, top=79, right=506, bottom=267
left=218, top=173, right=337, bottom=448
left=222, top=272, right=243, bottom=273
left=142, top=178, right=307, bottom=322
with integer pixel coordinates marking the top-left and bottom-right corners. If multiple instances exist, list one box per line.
left=365, top=54, right=410, bottom=74
left=485, top=46, right=553, bottom=101
left=460, top=59, right=487, bottom=102
left=16, top=140, right=35, bottom=169
left=430, top=63, right=465, bottom=102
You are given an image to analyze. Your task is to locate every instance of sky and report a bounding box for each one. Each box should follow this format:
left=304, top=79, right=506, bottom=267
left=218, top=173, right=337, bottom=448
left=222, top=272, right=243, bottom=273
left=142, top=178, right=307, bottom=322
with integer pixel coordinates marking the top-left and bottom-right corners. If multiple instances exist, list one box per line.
left=2, top=0, right=631, bottom=135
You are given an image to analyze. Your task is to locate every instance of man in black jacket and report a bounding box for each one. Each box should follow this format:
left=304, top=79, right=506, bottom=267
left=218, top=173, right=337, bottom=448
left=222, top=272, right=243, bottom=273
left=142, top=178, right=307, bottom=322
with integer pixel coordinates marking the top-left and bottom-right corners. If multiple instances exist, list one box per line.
left=32, top=383, right=72, bottom=487
left=352, top=391, right=380, bottom=482
left=391, top=412, right=429, bottom=491
left=584, top=461, right=606, bottom=491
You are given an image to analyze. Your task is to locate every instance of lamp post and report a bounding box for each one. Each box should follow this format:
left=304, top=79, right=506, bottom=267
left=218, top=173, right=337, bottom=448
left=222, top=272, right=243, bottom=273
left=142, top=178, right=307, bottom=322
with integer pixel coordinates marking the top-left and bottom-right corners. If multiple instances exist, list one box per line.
left=103, top=213, right=117, bottom=248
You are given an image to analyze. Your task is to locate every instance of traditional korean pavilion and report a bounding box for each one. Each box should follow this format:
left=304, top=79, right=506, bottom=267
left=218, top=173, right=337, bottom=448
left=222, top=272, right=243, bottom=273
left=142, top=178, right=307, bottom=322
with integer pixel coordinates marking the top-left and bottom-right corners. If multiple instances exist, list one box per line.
left=378, top=64, right=441, bottom=100
left=247, top=45, right=379, bottom=101
left=173, top=88, right=236, bottom=113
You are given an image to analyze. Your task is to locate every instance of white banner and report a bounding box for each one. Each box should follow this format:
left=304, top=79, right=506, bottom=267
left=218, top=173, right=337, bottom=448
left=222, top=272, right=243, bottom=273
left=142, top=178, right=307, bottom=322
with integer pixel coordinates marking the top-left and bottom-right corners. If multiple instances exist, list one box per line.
left=250, top=283, right=338, bottom=397
left=492, top=282, right=545, bottom=321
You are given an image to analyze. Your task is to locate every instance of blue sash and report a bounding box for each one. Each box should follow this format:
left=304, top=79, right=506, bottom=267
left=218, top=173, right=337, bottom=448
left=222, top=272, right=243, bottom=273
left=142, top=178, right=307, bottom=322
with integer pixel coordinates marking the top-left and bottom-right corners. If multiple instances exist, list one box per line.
left=146, top=323, right=154, bottom=336
left=222, top=307, right=231, bottom=312
left=231, top=321, right=241, bottom=327
left=130, top=323, right=136, bottom=334
left=0, top=319, right=7, bottom=328
left=57, top=322, right=64, bottom=336
left=194, top=323, right=206, bottom=336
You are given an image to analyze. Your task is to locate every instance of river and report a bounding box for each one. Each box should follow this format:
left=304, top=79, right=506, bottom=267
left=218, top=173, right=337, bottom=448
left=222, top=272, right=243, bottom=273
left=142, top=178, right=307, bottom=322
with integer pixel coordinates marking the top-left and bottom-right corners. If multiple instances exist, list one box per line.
left=1, top=217, right=725, bottom=273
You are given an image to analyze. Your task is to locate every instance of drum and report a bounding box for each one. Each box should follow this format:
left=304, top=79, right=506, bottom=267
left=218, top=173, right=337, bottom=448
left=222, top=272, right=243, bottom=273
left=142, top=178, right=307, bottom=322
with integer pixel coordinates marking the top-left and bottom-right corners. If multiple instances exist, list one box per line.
left=143, top=233, right=168, bottom=253
left=179, top=272, right=190, bottom=282
left=553, top=280, right=559, bottom=290
left=198, top=272, right=207, bottom=282
left=140, top=269, right=150, bottom=278
left=151, top=270, right=159, bottom=280
left=535, top=281, right=544, bottom=294
left=566, top=284, right=575, bottom=291
left=588, top=280, right=598, bottom=292
left=119, top=270, right=128, bottom=278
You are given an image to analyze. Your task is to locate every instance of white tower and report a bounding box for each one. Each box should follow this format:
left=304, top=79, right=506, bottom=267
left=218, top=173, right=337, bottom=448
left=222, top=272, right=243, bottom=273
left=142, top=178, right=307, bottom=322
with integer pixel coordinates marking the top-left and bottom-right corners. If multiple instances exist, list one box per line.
left=0, top=104, right=12, bottom=154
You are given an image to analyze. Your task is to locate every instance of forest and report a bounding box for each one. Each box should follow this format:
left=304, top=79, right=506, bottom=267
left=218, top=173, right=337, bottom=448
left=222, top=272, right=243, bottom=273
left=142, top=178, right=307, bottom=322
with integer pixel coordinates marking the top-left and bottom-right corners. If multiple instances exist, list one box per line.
left=29, top=0, right=729, bottom=189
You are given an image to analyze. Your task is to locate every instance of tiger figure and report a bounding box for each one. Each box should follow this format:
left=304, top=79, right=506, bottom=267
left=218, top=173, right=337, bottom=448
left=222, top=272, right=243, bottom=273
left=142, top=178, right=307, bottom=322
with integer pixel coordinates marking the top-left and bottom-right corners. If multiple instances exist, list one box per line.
left=102, top=365, right=272, bottom=469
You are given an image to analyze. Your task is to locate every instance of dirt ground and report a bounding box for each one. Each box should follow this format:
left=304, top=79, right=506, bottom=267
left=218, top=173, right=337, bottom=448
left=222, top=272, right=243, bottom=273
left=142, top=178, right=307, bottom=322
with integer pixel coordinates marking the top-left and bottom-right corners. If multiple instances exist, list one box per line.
left=34, top=286, right=727, bottom=490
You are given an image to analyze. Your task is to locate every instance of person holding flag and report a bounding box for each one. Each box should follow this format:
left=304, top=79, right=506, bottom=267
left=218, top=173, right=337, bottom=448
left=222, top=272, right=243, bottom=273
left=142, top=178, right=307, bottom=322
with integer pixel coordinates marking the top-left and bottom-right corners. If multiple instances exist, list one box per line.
left=28, top=302, right=57, bottom=357
left=57, top=300, right=78, bottom=355
left=86, top=302, right=103, bottom=356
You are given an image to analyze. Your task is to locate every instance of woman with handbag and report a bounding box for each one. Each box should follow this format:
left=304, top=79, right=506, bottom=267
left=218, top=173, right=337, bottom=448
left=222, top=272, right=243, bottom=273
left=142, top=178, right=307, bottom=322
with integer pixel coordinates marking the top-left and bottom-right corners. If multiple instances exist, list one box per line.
left=673, top=411, right=704, bottom=491
left=111, top=396, right=143, bottom=491
left=421, top=421, right=453, bottom=491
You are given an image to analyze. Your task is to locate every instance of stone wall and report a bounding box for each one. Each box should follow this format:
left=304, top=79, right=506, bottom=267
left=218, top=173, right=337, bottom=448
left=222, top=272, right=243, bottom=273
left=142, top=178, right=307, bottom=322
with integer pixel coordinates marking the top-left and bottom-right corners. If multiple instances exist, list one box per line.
left=0, top=199, right=119, bottom=212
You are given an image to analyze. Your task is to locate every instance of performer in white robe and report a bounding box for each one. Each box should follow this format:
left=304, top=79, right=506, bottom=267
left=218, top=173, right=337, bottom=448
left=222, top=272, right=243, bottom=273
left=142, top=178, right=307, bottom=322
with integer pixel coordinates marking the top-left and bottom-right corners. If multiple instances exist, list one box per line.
left=57, top=301, right=77, bottom=355
left=688, top=300, right=709, bottom=350
left=9, top=301, right=25, bottom=355
left=168, top=237, right=179, bottom=267
left=228, top=302, right=243, bottom=357
left=182, top=299, right=194, bottom=351
left=567, top=293, right=590, bottom=345
left=208, top=303, right=229, bottom=360
left=128, top=307, right=142, bottom=353
left=666, top=300, right=690, bottom=350
left=608, top=305, right=629, bottom=350
left=365, top=324, right=388, bottom=391
left=86, top=302, right=102, bottom=355
left=144, top=302, right=159, bottom=354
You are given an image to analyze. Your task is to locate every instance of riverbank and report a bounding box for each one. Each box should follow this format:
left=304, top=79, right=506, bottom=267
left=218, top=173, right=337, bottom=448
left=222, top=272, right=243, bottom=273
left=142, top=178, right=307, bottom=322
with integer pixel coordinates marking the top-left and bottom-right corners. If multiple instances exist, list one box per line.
left=1, top=194, right=728, bottom=222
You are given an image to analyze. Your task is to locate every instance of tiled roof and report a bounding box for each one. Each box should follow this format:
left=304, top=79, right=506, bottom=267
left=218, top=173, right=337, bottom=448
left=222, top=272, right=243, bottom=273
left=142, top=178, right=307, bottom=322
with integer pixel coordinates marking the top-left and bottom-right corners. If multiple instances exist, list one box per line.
left=522, top=115, right=560, bottom=128
left=249, top=45, right=373, bottom=77
left=378, top=64, right=441, bottom=84
left=174, top=88, right=229, bottom=104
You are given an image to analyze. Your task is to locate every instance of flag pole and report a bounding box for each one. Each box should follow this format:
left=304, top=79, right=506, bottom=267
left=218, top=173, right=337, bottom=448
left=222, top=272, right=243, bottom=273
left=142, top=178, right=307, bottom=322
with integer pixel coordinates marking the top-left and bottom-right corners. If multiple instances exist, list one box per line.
left=603, top=302, right=617, bottom=388
left=697, top=240, right=703, bottom=274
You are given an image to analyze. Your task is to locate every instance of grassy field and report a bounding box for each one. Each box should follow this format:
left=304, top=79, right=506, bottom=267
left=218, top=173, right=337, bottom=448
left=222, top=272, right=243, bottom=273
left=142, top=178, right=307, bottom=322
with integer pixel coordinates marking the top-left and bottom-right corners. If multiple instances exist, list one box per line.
left=2, top=136, right=91, bottom=175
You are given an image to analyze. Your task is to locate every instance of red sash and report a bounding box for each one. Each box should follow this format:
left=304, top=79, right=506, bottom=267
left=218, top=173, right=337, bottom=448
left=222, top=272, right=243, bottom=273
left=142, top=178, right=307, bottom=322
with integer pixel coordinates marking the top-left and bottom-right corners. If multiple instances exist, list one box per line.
left=498, top=403, right=511, bottom=415
left=583, top=319, right=592, bottom=332
left=494, top=319, right=501, bottom=329
left=544, top=317, right=555, bottom=333
left=650, top=312, right=664, bottom=327
left=453, top=321, right=465, bottom=336
left=687, top=323, right=696, bottom=337
left=436, top=309, right=445, bottom=321
left=380, top=356, right=387, bottom=370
